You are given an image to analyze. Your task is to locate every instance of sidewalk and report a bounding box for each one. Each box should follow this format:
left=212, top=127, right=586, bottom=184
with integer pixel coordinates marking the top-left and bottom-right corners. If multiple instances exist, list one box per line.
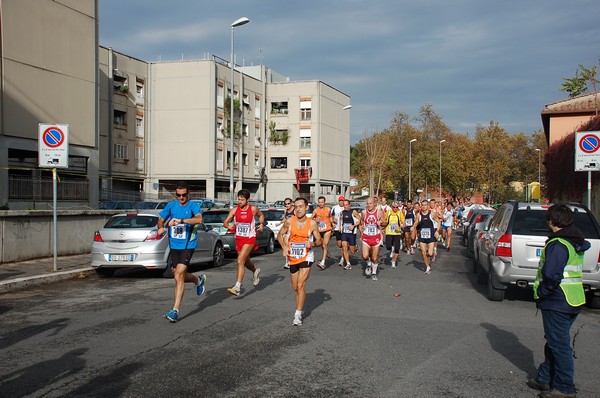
left=0, top=253, right=94, bottom=294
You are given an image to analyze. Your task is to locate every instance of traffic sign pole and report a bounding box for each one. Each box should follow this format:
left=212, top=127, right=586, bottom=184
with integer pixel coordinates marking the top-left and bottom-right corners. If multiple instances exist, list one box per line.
left=53, top=168, right=58, bottom=272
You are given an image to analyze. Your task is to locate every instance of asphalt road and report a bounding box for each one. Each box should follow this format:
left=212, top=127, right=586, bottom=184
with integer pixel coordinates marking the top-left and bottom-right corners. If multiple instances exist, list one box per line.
left=1, top=240, right=599, bottom=397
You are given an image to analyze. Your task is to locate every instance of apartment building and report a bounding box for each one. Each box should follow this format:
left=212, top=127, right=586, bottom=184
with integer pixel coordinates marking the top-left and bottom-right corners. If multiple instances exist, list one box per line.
left=0, top=0, right=351, bottom=208
left=0, top=0, right=99, bottom=209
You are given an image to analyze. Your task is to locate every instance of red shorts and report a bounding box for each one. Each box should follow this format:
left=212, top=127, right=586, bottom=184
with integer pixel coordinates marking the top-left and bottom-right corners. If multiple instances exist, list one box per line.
left=361, top=233, right=382, bottom=247
left=236, top=237, right=258, bottom=252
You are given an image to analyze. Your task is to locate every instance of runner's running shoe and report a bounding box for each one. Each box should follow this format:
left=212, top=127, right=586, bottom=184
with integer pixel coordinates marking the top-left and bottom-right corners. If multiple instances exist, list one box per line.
left=372, top=273, right=378, bottom=281
left=317, top=260, right=326, bottom=270
left=196, top=274, right=207, bottom=296
left=425, top=266, right=431, bottom=275
left=227, top=286, right=241, bottom=296
left=365, top=266, right=372, bottom=276
left=344, top=263, right=352, bottom=270
left=164, top=309, right=179, bottom=323
left=293, top=314, right=303, bottom=326
left=252, top=268, right=261, bottom=286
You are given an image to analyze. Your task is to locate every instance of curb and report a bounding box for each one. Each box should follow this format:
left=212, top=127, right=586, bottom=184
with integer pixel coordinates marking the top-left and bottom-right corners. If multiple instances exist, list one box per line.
left=0, top=267, right=95, bottom=294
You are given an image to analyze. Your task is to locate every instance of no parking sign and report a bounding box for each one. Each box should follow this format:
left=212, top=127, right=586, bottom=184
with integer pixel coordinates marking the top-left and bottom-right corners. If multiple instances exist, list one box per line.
left=575, top=131, right=600, bottom=171
left=39, top=123, right=69, bottom=168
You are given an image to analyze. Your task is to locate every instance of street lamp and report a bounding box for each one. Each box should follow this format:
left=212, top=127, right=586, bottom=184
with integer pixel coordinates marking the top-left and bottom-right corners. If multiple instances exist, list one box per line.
left=409, top=139, right=417, bottom=201
left=535, top=148, right=541, bottom=202
left=439, top=139, right=446, bottom=203
left=229, top=17, right=250, bottom=208
left=340, top=105, right=352, bottom=196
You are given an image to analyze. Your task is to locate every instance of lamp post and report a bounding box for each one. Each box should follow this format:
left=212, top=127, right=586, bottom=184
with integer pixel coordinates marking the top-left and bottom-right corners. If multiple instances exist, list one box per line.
left=439, top=139, right=446, bottom=203
left=535, top=148, right=541, bottom=202
left=340, top=105, right=352, bottom=196
left=409, top=139, right=417, bottom=201
left=229, top=17, right=249, bottom=208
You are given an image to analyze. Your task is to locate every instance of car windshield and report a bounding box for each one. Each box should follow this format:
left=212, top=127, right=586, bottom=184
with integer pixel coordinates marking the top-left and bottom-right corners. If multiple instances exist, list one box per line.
left=203, top=212, right=228, bottom=223
left=104, top=215, right=158, bottom=228
left=513, top=209, right=600, bottom=239
left=99, top=202, right=115, bottom=209
left=137, top=202, right=159, bottom=209
left=264, top=210, right=284, bottom=221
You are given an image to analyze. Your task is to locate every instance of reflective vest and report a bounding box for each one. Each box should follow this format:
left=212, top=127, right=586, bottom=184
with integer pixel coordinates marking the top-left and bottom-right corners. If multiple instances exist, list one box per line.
left=534, top=237, right=585, bottom=306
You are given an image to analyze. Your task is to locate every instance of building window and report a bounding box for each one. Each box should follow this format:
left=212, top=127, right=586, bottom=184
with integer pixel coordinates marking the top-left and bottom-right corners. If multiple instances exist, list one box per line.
left=216, top=149, right=224, bottom=172
left=243, top=94, right=250, bottom=108
left=227, top=151, right=238, bottom=168
left=300, top=158, right=311, bottom=168
left=135, top=145, right=144, bottom=171
left=217, top=83, right=224, bottom=109
left=270, top=157, right=288, bottom=169
left=243, top=153, right=248, bottom=167
left=300, top=99, right=312, bottom=120
left=217, top=116, right=224, bottom=140
left=243, top=124, right=249, bottom=136
left=114, top=110, right=126, bottom=126
left=136, top=83, right=144, bottom=103
left=114, top=143, right=128, bottom=160
left=114, top=75, right=127, bottom=93
left=300, top=128, right=311, bottom=148
left=136, top=117, right=144, bottom=138
left=271, top=101, right=288, bottom=115
left=255, top=96, right=261, bottom=119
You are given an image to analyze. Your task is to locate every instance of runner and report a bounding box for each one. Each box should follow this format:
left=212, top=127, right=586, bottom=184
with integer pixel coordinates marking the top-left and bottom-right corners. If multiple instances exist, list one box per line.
left=330, top=196, right=346, bottom=266
left=402, top=200, right=416, bottom=255
left=411, top=201, right=421, bottom=250
left=429, top=199, right=442, bottom=256
left=277, top=197, right=322, bottom=326
left=384, top=201, right=405, bottom=268
left=360, top=196, right=386, bottom=280
left=223, top=189, right=264, bottom=296
left=442, top=202, right=454, bottom=251
left=412, top=200, right=441, bottom=274
left=276, top=198, right=295, bottom=269
left=379, top=195, right=391, bottom=249
left=340, top=199, right=360, bottom=270
left=312, top=196, right=333, bottom=269
left=158, top=181, right=207, bottom=323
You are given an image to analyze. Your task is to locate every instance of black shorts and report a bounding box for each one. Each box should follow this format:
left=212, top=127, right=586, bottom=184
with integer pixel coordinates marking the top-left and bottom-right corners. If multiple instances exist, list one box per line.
left=290, top=261, right=312, bottom=274
left=334, top=231, right=342, bottom=240
left=170, top=249, right=194, bottom=268
left=385, top=235, right=401, bottom=253
left=341, top=233, right=357, bottom=246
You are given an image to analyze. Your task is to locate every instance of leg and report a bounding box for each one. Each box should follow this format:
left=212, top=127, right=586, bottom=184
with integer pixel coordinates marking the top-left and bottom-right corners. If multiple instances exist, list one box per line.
left=419, top=242, right=429, bottom=267
left=342, top=241, right=350, bottom=263
left=321, top=231, right=331, bottom=262
left=291, top=267, right=311, bottom=312
left=236, top=243, right=255, bottom=283
left=172, top=263, right=197, bottom=310
left=361, top=241, right=371, bottom=261
left=446, top=228, right=453, bottom=249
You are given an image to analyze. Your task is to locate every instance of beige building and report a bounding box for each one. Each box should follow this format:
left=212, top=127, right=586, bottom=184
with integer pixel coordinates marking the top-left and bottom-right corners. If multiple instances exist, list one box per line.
left=541, top=91, right=599, bottom=145
left=0, top=0, right=99, bottom=209
left=0, top=0, right=351, bottom=208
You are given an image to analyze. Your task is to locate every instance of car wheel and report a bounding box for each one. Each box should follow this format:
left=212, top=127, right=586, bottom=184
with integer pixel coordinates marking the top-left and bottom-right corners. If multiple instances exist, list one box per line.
left=95, top=268, right=115, bottom=278
left=211, top=242, right=225, bottom=267
left=588, top=294, right=600, bottom=309
left=264, top=234, right=275, bottom=254
left=487, top=271, right=505, bottom=301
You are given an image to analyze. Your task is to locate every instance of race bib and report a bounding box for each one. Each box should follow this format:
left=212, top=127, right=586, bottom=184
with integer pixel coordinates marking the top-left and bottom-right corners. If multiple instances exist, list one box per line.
left=389, top=223, right=399, bottom=232
left=236, top=223, right=251, bottom=237
left=318, top=221, right=327, bottom=231
left=289, top=243, right=307, bottom=259
left=420, top=228, right=431, bottom=239
left=342, top=223, right=353, bottom=234
left=171, top=224, right=187, bottom=240
left=365, top=224, right=378, bottom=236
left=405, top=218, right=413, bottom=227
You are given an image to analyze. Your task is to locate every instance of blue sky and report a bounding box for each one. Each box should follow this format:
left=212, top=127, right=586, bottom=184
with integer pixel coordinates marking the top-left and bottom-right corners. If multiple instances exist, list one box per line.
left=99, top=0, right=600, bottom=144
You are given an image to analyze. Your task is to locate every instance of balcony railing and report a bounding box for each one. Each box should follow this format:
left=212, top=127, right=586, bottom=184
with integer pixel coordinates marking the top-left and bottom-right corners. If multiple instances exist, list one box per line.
left=9, top=175, right=88, bottom=201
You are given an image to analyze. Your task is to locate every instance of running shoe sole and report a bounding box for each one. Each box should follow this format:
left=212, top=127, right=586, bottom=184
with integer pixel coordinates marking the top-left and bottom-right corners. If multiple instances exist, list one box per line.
left=227, top=287, right=241, bottom=296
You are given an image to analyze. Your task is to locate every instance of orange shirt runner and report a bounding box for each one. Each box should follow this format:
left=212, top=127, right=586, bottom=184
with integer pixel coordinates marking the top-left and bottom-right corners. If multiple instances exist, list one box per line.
left=288, top=216, right=315, bottom=265
left=312, top=206, right=332, bottom=233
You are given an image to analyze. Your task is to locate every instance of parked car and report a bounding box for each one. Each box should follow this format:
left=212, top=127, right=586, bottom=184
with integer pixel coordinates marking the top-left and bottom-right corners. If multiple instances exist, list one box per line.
left=263, top=208, right=285, bottom=240
left=201, top=209, right=275, bottom=254
left=136, top=201, right=168, bottom=210
left=272, top=200, right=286, bottom=209
left=462, top=206, right=494, bottom=247
left=99, top=200, right=135, bottom=210
left=91, top=213, right=224, bottom=278
left=465, top=210, right=496, bottom=254
left=475, top=201, right=600, bottom=307
left=190, top=199, right=218, bottom=211
left=472, top=216, right=493, bottom=275
left=249, top=200, right=269, bottom=210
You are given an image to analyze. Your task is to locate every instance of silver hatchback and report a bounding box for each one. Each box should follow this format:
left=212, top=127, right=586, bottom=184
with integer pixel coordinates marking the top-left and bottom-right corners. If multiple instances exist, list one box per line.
left=91, top=213, right=225, bottom=278
left=476, top=202, right=600, bottom=307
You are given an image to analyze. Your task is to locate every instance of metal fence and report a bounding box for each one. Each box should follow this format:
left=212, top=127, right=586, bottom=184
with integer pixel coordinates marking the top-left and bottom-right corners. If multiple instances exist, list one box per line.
left=9, top=175, right=88, bottom=201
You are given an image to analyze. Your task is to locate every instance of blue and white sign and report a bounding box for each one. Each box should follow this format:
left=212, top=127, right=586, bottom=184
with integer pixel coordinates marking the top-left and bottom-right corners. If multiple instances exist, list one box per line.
left=39, top=123, right=69, bottom=168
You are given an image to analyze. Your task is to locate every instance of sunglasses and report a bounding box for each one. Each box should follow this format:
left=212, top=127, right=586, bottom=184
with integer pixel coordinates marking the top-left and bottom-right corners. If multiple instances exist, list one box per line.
left=285, top=202, right=292, bottom=205
left=176, top=193, right=188, bottom=197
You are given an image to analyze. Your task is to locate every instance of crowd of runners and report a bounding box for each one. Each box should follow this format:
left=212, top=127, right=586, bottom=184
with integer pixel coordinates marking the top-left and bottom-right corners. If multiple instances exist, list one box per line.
left=160, top=185, right=467, bottom=326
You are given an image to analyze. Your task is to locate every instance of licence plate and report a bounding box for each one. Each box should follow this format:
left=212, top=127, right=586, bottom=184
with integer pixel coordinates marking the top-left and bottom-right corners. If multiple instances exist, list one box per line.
left=536, top=248, right=542, bottom=257
left=109, top=254, right=134, bottom=262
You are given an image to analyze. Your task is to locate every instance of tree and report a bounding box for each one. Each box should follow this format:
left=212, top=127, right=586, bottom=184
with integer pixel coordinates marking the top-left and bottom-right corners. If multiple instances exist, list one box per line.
left=560, top=59, right=599, bottom=115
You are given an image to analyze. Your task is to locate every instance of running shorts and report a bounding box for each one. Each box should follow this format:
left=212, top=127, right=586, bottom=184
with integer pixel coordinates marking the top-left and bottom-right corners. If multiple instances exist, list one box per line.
left=341, top=233, right=357, bottom=246
left=170, top=249, right=195, bottom=268
left=236, top=237, right=258, bottom=252
left=290, top=261, right=312, bottom=274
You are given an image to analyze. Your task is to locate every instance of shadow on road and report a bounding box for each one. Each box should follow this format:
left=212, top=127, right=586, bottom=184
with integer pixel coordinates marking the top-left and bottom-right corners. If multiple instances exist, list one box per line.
left=480, top=322, right=536, bottom=376
left=303, top=288, right=332, bottom=320
left=0, top=317, right=70, bottom=349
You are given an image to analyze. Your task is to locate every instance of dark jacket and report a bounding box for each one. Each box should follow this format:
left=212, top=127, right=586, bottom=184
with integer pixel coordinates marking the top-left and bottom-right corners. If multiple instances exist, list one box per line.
left=536, top=225, right=590, bottom=313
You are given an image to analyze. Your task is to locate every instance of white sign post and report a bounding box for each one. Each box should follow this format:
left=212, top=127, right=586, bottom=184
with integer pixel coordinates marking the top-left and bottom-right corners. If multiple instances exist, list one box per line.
left=574, top=131, right=600, bottom=209
left=38, top=124, right=69, bottom=271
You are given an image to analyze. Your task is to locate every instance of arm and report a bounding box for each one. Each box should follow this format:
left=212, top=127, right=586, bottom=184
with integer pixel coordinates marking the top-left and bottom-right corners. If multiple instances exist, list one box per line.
left=223, top=208, right=237, bottom=229
left=254, top=207, right=265, bottom=232
left=379, top=209, right=387, bottom=227
left=184, top=204, right=203, bottom=225
left=277, top=218, right=292, bottom=257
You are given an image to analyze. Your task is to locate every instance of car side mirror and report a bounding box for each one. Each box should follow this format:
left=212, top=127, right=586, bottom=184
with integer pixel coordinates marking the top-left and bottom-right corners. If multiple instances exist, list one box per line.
left=202, top=223, right=212, bottom=231
left=463, top=221, right=470, bottom=227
